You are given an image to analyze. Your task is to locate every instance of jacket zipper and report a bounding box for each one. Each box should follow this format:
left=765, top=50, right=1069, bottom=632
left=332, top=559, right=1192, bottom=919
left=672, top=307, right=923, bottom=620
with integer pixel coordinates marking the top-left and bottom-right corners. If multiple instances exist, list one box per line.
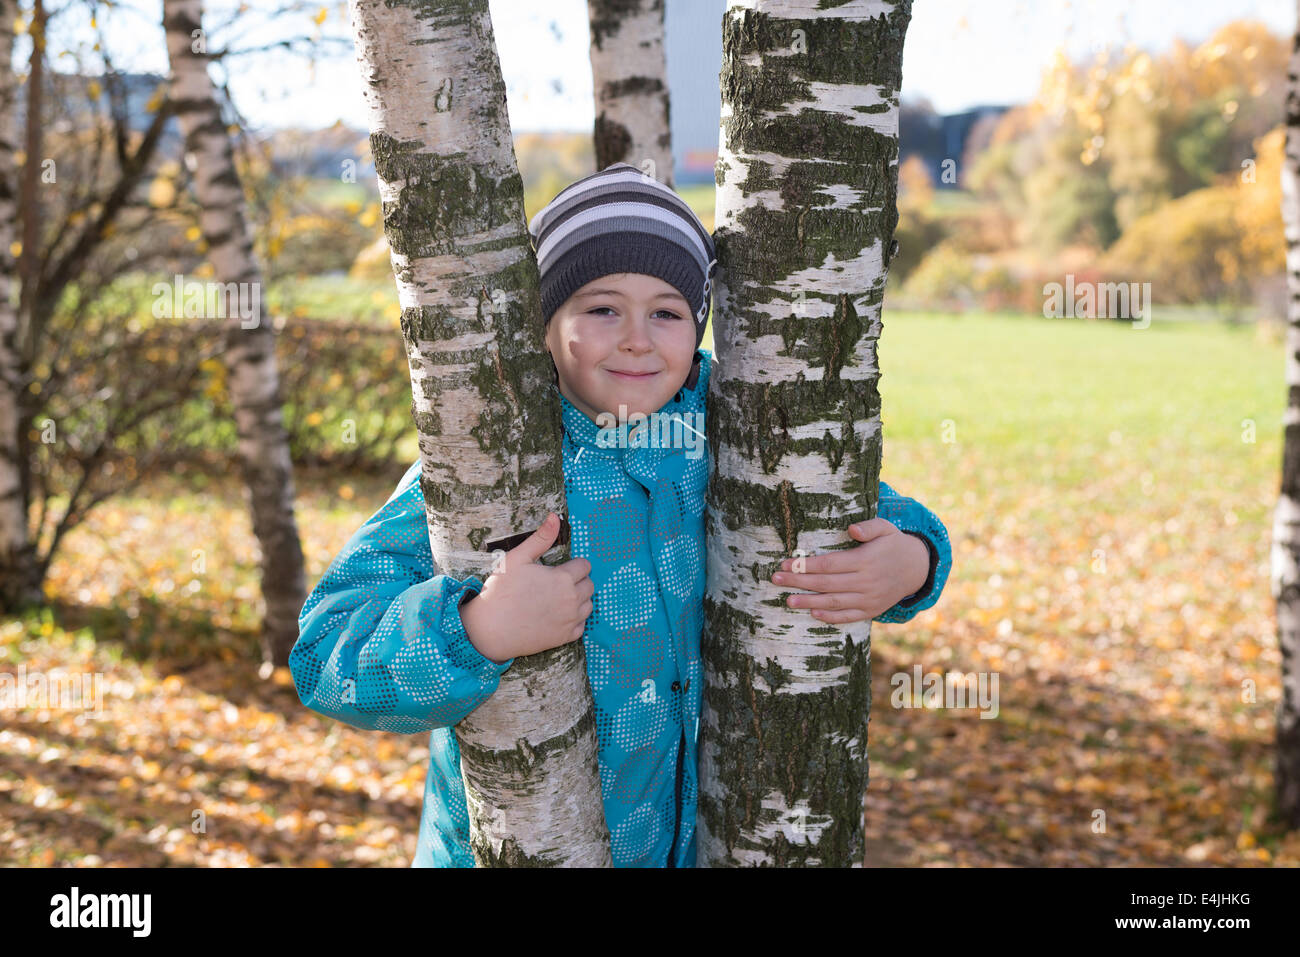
left=668, top=726, right=685, bottom=867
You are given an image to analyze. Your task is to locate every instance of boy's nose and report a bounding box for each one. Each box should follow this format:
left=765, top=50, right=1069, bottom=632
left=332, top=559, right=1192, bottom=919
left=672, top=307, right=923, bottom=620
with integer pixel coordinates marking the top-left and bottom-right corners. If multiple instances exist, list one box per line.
left=618, top=318, right=654, bottom=351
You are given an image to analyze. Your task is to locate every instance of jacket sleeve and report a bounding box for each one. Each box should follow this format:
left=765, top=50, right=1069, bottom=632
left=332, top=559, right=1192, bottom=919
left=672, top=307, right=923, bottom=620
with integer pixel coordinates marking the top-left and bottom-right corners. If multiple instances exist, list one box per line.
left=289, top=460, right=514, bottom=734
left=872, top=480, right=953, bottom=624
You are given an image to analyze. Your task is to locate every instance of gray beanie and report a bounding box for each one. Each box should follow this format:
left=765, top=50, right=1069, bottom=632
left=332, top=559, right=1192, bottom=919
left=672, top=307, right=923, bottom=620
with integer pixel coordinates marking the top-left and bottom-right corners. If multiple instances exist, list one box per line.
left=527, top=163, right=717, bottom=388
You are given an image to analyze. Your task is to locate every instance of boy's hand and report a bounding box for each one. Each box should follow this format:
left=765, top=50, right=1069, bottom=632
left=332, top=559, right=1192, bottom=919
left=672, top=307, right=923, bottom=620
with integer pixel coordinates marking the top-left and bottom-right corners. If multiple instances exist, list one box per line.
left=460, top=512, right=594, bottom=664
left=768, top=518, right=930, bottom=624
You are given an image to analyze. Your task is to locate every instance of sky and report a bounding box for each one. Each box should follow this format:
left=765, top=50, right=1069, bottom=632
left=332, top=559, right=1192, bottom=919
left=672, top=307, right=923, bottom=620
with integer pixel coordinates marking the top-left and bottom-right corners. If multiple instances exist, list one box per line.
left=33, top=0, right=1300, bottom=133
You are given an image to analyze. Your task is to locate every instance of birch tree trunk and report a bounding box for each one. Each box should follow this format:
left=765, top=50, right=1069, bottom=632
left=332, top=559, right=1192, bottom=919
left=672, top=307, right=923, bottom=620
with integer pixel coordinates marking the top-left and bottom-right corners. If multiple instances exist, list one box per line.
left=17, top=0, right=42, bottom=332
left=587, top=0, right=674, bottom=185
left=348, top=0, right=610, bottom=866
left=700, top=0, right=911, bottom=866
left=1273, top=0, right=1300, bottom=830
left=163, top=0, right=306, bottom=669
left=0, top=3, right=37, bottom=610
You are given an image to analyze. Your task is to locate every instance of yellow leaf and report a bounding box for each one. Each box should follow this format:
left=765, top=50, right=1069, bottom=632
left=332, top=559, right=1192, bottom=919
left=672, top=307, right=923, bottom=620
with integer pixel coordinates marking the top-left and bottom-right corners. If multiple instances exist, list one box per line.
left=339, top=485, right=354, bottom=501
left=87, top=80, right=101, bottom=101
left=185, top=225, right=202, bottom=242
left=314, top=7, right=328, bottom=25
left=14, top=17, right=26, bottom=35
left=9, top=241, right=20, bottom=259
left=148, top=177, right=175, bottom=208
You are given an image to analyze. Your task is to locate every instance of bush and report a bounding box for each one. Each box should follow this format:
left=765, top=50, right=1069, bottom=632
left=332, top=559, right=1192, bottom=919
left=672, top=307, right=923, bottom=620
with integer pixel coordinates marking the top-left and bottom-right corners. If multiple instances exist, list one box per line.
left=897, top=241, right=977, bottom=309
left=890, top=208, right=949, bottom=286
left=1100, top=184, right=1250, bottom=305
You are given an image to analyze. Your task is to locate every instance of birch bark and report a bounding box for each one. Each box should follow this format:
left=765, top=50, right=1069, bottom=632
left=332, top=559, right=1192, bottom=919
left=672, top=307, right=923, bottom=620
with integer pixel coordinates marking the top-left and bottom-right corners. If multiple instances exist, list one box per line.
left=1273, top=0, right=1300, bottom=829
left=0, top=3, right=35, bottom=609
left=163, top=0, right=307, bottom=667
left=348, top=0, right=610, bottom=866
left=700, top=0, right=911, bottom=866
left=587, top=0, right=674, bottom=185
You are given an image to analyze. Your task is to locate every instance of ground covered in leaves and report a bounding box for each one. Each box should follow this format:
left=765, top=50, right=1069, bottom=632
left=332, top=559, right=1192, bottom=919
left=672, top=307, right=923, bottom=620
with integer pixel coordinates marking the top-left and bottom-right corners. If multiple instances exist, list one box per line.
left=2, top=312, right=1298, bottom=866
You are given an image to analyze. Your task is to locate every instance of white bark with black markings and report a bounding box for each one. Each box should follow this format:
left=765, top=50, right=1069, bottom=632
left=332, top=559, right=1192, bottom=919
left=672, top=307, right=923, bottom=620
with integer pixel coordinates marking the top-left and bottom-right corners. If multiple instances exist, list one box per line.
left=700, top=0, right=911, bottom=866
left=0, top=3, right=32, bottom=609
left=348, top=0, right=610, bottom=867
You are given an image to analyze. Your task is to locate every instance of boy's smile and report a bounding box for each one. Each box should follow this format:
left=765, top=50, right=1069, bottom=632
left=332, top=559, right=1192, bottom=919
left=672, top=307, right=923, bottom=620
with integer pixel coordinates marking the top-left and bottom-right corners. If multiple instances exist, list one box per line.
left=545, top=272, right=698, bottom=423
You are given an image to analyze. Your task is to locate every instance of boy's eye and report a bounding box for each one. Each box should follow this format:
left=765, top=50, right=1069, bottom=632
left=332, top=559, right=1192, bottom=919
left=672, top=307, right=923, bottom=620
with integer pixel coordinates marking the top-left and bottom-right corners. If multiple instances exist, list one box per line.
left=587, top=306, right=683, bottom=319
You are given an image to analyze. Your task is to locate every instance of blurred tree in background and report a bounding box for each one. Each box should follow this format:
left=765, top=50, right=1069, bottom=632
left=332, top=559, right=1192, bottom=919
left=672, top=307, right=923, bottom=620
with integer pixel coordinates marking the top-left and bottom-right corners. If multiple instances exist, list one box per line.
left=899, top=18, right=1287, bottom=317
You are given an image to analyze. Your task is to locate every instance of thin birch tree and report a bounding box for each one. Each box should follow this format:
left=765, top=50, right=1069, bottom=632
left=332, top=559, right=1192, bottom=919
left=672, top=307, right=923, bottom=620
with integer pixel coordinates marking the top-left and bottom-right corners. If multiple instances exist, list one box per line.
left=163, top=0, right=307, bottom=668
left=347, top=0, right=610, bottom=866
left=587, top=0, right=674, bottom=184
left=0, top=4, right=31, bottom=609
left=700, top=0, right=913, bottom=866
left=1273, top=0, right=1300, bottom=830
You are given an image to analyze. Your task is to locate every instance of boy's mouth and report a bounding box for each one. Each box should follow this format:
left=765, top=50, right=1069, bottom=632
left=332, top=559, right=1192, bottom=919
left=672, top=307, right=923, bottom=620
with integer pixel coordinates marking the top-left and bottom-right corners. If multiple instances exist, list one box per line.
left=606, top=369, right=660, bottom=380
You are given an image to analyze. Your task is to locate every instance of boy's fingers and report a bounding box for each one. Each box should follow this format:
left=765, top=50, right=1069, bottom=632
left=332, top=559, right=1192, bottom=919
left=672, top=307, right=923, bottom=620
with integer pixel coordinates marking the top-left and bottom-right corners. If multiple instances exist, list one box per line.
left=783, top=590, right=861, bottom=611
left=809, top=608, right=868, bottom=624
left=558, top=557, right=592, bottom=582
left=777, top=547, right=863, bottom=575
left=510, top=512, right=560, bottom=564
left=847, top=517, right=895, bottom=542
left=771, top=568, right=857, bottom=592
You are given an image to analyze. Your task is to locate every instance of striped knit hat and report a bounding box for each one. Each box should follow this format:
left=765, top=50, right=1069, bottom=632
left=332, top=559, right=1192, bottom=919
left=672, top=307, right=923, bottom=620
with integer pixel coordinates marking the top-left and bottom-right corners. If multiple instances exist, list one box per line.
left=527, top=162, right=717, bottom=354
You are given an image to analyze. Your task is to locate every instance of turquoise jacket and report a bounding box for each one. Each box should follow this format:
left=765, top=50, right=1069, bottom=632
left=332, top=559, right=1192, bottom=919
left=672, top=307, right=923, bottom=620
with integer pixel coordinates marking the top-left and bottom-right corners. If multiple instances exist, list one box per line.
left=290, top=347, right=952, bottom=867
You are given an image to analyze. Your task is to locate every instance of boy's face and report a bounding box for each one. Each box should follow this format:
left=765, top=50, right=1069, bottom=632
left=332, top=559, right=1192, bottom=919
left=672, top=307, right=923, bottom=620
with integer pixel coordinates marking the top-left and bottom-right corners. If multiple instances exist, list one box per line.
left=545, top=272, right=697, bottom=423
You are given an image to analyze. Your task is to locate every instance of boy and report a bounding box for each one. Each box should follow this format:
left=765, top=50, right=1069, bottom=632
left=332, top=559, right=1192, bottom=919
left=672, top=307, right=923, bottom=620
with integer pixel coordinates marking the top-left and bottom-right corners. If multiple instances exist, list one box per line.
left=290, top=162, right=952, bottom=867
